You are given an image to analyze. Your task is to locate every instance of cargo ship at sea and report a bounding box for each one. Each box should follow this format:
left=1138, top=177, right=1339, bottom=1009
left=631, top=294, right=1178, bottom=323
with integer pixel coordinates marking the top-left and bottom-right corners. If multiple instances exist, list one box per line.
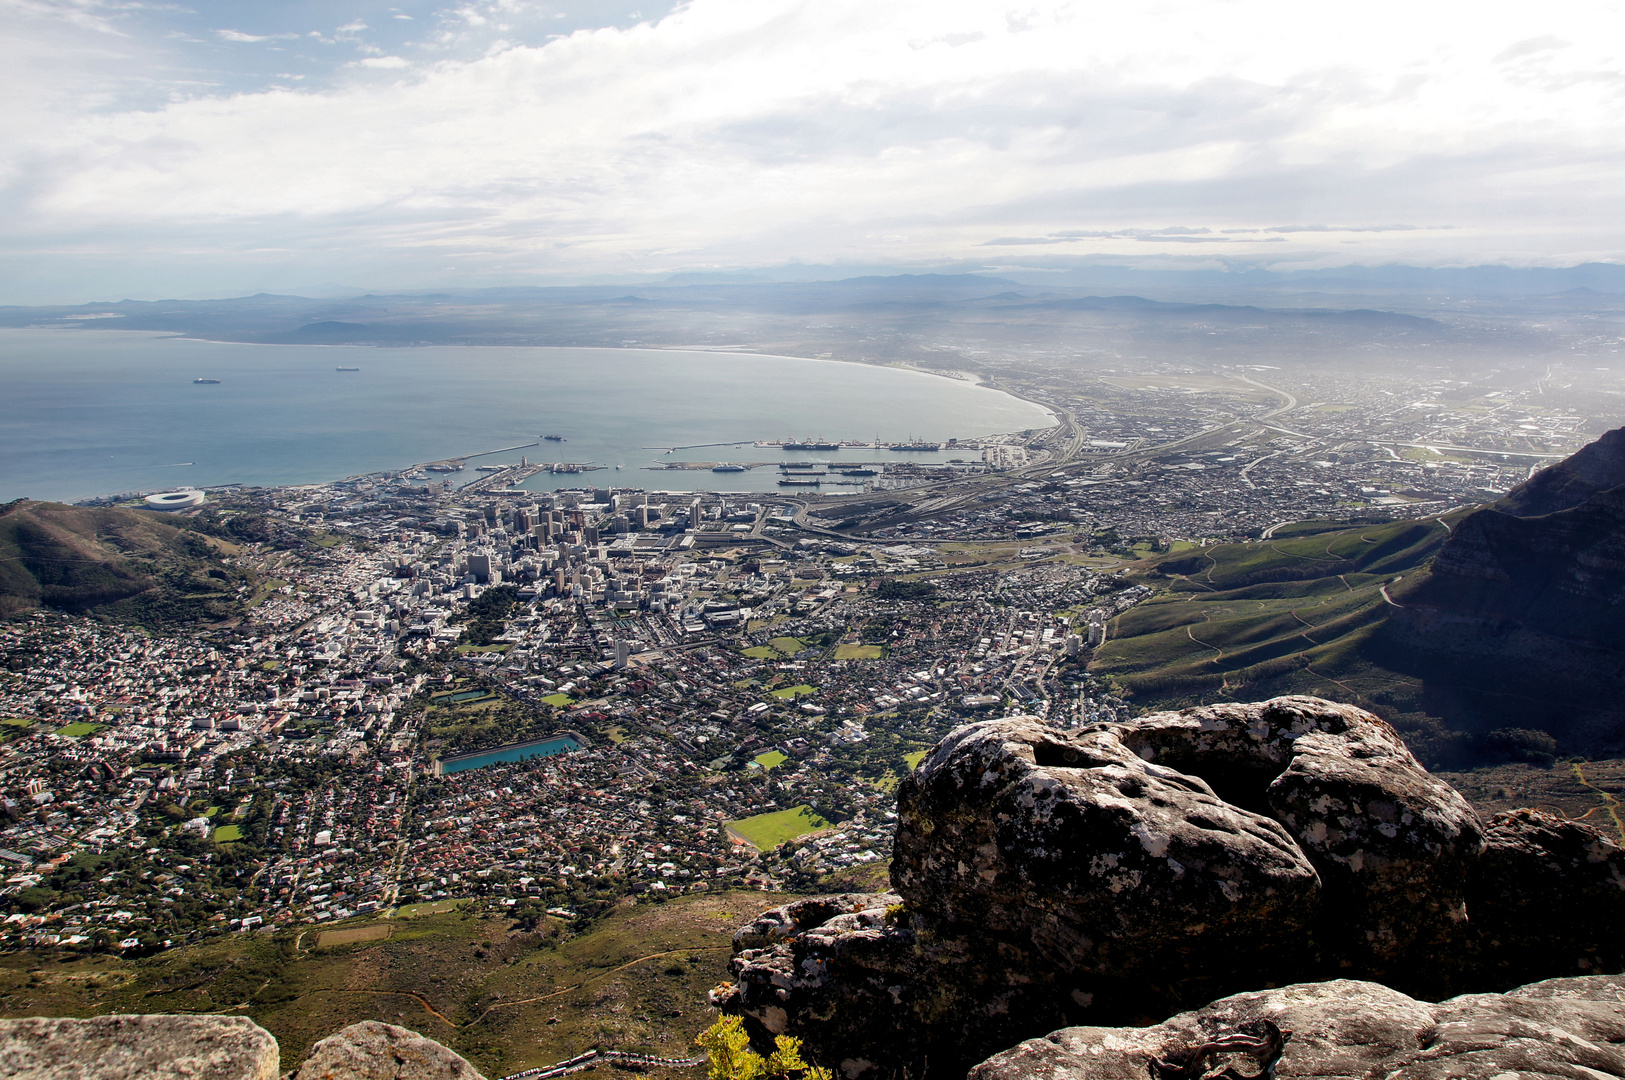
left=336, top=366, right=360, bottom=372
left=193, top=378, right=220, bottom=384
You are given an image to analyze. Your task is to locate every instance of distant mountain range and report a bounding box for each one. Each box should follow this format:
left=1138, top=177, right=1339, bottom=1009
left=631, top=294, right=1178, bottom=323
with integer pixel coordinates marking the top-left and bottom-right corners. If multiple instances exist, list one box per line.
left=0, top=275, right=1445, bottom=349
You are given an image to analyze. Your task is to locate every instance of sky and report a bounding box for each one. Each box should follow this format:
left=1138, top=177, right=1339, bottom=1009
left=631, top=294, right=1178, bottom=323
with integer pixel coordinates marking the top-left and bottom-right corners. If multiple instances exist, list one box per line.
left=3, top=0, right=1624, bottom=303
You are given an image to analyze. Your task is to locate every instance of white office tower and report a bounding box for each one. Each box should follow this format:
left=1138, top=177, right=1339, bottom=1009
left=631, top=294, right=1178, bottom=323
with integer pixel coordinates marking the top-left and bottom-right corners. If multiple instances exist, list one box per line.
left=614, top=639, right=631, bottom=668
left=689, top=499, right=702, bottom=529
left=636, top=505, right=650, bottom=529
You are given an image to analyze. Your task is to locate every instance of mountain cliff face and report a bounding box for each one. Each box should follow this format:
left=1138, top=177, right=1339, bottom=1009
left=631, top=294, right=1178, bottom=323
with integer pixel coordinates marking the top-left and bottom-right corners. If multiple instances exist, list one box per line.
left=1388, top=427, right=1625, bottom=753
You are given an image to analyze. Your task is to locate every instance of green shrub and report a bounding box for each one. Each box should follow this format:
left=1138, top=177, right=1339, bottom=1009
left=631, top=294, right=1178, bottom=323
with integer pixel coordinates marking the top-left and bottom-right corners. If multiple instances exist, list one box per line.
left=696, top=1014, right=831, bottom=1080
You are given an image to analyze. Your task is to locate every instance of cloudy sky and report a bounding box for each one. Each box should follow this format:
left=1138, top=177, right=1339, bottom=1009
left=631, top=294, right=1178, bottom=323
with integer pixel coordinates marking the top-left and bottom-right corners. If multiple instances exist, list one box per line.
left=3, top=0, right=1623, bottom=302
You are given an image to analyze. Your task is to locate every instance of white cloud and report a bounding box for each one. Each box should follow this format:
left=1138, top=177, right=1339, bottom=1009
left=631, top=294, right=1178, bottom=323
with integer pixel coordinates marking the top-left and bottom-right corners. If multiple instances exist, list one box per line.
left=5, top=0, right=1625, bottom=299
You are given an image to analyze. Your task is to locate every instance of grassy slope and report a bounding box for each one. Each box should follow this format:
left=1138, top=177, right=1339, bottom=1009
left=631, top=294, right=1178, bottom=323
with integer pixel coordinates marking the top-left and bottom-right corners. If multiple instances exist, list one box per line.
left=0, top=890, right=791, bottom=1077
left=1091, top=515, right=1460, bottom=727
left=0, top=500, right=250, bottom=624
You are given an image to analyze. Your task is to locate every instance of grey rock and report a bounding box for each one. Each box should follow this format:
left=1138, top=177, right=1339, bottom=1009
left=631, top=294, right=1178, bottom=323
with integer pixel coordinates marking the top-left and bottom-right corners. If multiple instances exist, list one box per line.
left=890, top=714, right=1321, bottom=996
left=0, top=1014, right=278, bottom=1080
left=1119, top=696, right=1484, bottom=991
left=730, top=893, right=899, bottom=951
left=1469, top=808, right=1625, bottom=985
left=968, top=974, right=1625, bottom=1080
left=293, top=1021, right=485, bottom=1080
left=719, top=698, right=1625, bottom=1078
left=713, top=895, right=1080, bottom=1080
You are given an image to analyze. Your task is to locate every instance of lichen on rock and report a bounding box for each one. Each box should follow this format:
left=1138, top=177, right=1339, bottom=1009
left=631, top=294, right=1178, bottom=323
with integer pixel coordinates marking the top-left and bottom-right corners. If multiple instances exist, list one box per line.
left=717, top=696, right=1625, bottom=1078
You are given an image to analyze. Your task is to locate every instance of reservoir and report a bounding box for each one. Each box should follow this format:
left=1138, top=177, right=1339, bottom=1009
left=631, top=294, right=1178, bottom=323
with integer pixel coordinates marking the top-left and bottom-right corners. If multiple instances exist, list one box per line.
left=434, top=734, right=583, bottom=775
left=0, top=329, right=1054, bottom=502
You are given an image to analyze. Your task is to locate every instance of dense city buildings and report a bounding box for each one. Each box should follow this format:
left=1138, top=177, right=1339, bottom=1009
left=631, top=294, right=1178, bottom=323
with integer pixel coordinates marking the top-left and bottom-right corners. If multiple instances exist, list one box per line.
left=0, top=356, right=1607, bottom=952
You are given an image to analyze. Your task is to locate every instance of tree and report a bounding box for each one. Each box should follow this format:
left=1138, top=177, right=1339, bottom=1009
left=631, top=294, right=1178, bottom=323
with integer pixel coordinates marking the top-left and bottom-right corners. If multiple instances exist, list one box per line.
left=696, top=1015, right=831, bottom=1080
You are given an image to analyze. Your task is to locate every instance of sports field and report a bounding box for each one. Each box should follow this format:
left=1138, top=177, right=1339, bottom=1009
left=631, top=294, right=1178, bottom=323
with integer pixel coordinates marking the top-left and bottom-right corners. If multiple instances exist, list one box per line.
left=725, top=805, right=829, bottom=850
left=833, top=644, right=884, bottom=660
left=753, top=750, right=787, bottom=771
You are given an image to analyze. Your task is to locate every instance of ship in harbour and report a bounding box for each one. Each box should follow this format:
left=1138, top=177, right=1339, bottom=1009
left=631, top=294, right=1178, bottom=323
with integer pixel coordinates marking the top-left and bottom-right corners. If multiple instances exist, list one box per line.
left=544, top=434, right=565, bottom=441
left=779, top=478, right=821, bottom=486
left=193, top=378, right=220, bottom=384
left=888, top=440, right=942, bottom=451
left=712, top=463, right=747, bottom=472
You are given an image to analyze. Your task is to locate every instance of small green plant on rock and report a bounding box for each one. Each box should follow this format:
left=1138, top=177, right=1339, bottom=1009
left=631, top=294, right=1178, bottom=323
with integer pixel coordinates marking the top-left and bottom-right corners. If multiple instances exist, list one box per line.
left=696, top=1015, right=832, bottom=1080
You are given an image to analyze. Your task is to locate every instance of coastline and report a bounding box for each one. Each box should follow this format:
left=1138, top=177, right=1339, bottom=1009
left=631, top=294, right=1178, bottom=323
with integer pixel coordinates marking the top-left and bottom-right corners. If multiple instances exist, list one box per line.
left=1, top=329, right=1053, bottom=502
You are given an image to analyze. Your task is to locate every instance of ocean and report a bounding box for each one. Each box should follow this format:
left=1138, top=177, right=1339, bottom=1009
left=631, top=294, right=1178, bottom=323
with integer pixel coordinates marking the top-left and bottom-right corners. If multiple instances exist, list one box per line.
left=0, top=328, right=1053, bottom=503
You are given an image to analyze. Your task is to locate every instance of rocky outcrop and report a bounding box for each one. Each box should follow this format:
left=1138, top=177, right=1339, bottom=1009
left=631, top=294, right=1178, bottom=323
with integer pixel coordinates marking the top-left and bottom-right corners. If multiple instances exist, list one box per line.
left=0, top=1014, right=278, bottom=1080
left=890, top=714, right=1321, bottom=999
left=292, top=1021, right=486, bottom=1080
left=718, top=697, right=1625, bottom=1078
left=1117, top=697, right=1483, bottom=990
left=714, top=894, right=1083, bottom=1080
left=969, top=974, right=1625, bottom=1080
left=1469, top=808, right=1625, bottom=986
left=0, top=1015, right=493, bottom=1080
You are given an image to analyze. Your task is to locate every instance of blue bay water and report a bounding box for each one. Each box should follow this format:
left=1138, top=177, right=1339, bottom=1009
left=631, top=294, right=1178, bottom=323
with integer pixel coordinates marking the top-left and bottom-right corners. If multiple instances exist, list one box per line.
left=0, top=329, right=1053, bottom=502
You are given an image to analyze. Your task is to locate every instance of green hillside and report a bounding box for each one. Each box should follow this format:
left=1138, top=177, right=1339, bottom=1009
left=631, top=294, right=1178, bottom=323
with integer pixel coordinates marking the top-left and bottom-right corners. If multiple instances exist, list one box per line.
left=0, top=891, right=787, bottom=1078
left=0, top=500, right=251, bottom=625
left=1091, top=514, right=1467, bottom=761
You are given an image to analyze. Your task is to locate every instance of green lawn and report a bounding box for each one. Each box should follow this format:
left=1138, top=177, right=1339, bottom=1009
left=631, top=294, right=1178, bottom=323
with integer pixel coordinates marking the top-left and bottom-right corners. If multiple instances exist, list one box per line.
left=726, top=805, right=830, bottom=850
left=753, top=750, right=788, bottom=771
left=54, top=722, right=104, bottom=738
left=770, top=684, right=817, bottom=699
left=1, top=719, right=32, bottom=729
left=213, top=824, right=243, bottom=842
left=834, top=644, right=885, bottom=660
left=904, top=750, right=927, bottom=769
left=540, top=693, right=575, bottom=708
left=740, top=646, right=777, bottom=659
left=768, top=636, right=806, bottom=655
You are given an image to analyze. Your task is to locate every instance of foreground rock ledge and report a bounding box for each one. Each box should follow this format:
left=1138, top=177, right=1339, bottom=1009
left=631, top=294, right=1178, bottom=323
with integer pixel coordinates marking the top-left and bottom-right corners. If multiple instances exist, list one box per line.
left=970, top=974, right=1625, bottom=1080
left=293, top=1020, right=487, bottom=1080
left=719, top=697, right=1625, bottom=1077
left=0, top=1014, right=279, bottom=1080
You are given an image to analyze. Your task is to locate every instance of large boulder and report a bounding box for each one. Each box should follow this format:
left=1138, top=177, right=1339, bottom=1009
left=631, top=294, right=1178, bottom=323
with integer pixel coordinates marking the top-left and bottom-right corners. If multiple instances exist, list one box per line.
left=1468, top=808, right=1625, bottom=985
left=890, top=714, right=1322, bottom=1007
left=0, top=1014, right=278, bottom=1080
left=1118, top=696, right=1484, bottom=992
left=713, top=894, right=1082, bottom=1080
left=718, top=698, right=1625, bottom=1078
left=292, top=1021, right=485, bottom=1080
left=968, top=974, right=1625, bottom=1080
